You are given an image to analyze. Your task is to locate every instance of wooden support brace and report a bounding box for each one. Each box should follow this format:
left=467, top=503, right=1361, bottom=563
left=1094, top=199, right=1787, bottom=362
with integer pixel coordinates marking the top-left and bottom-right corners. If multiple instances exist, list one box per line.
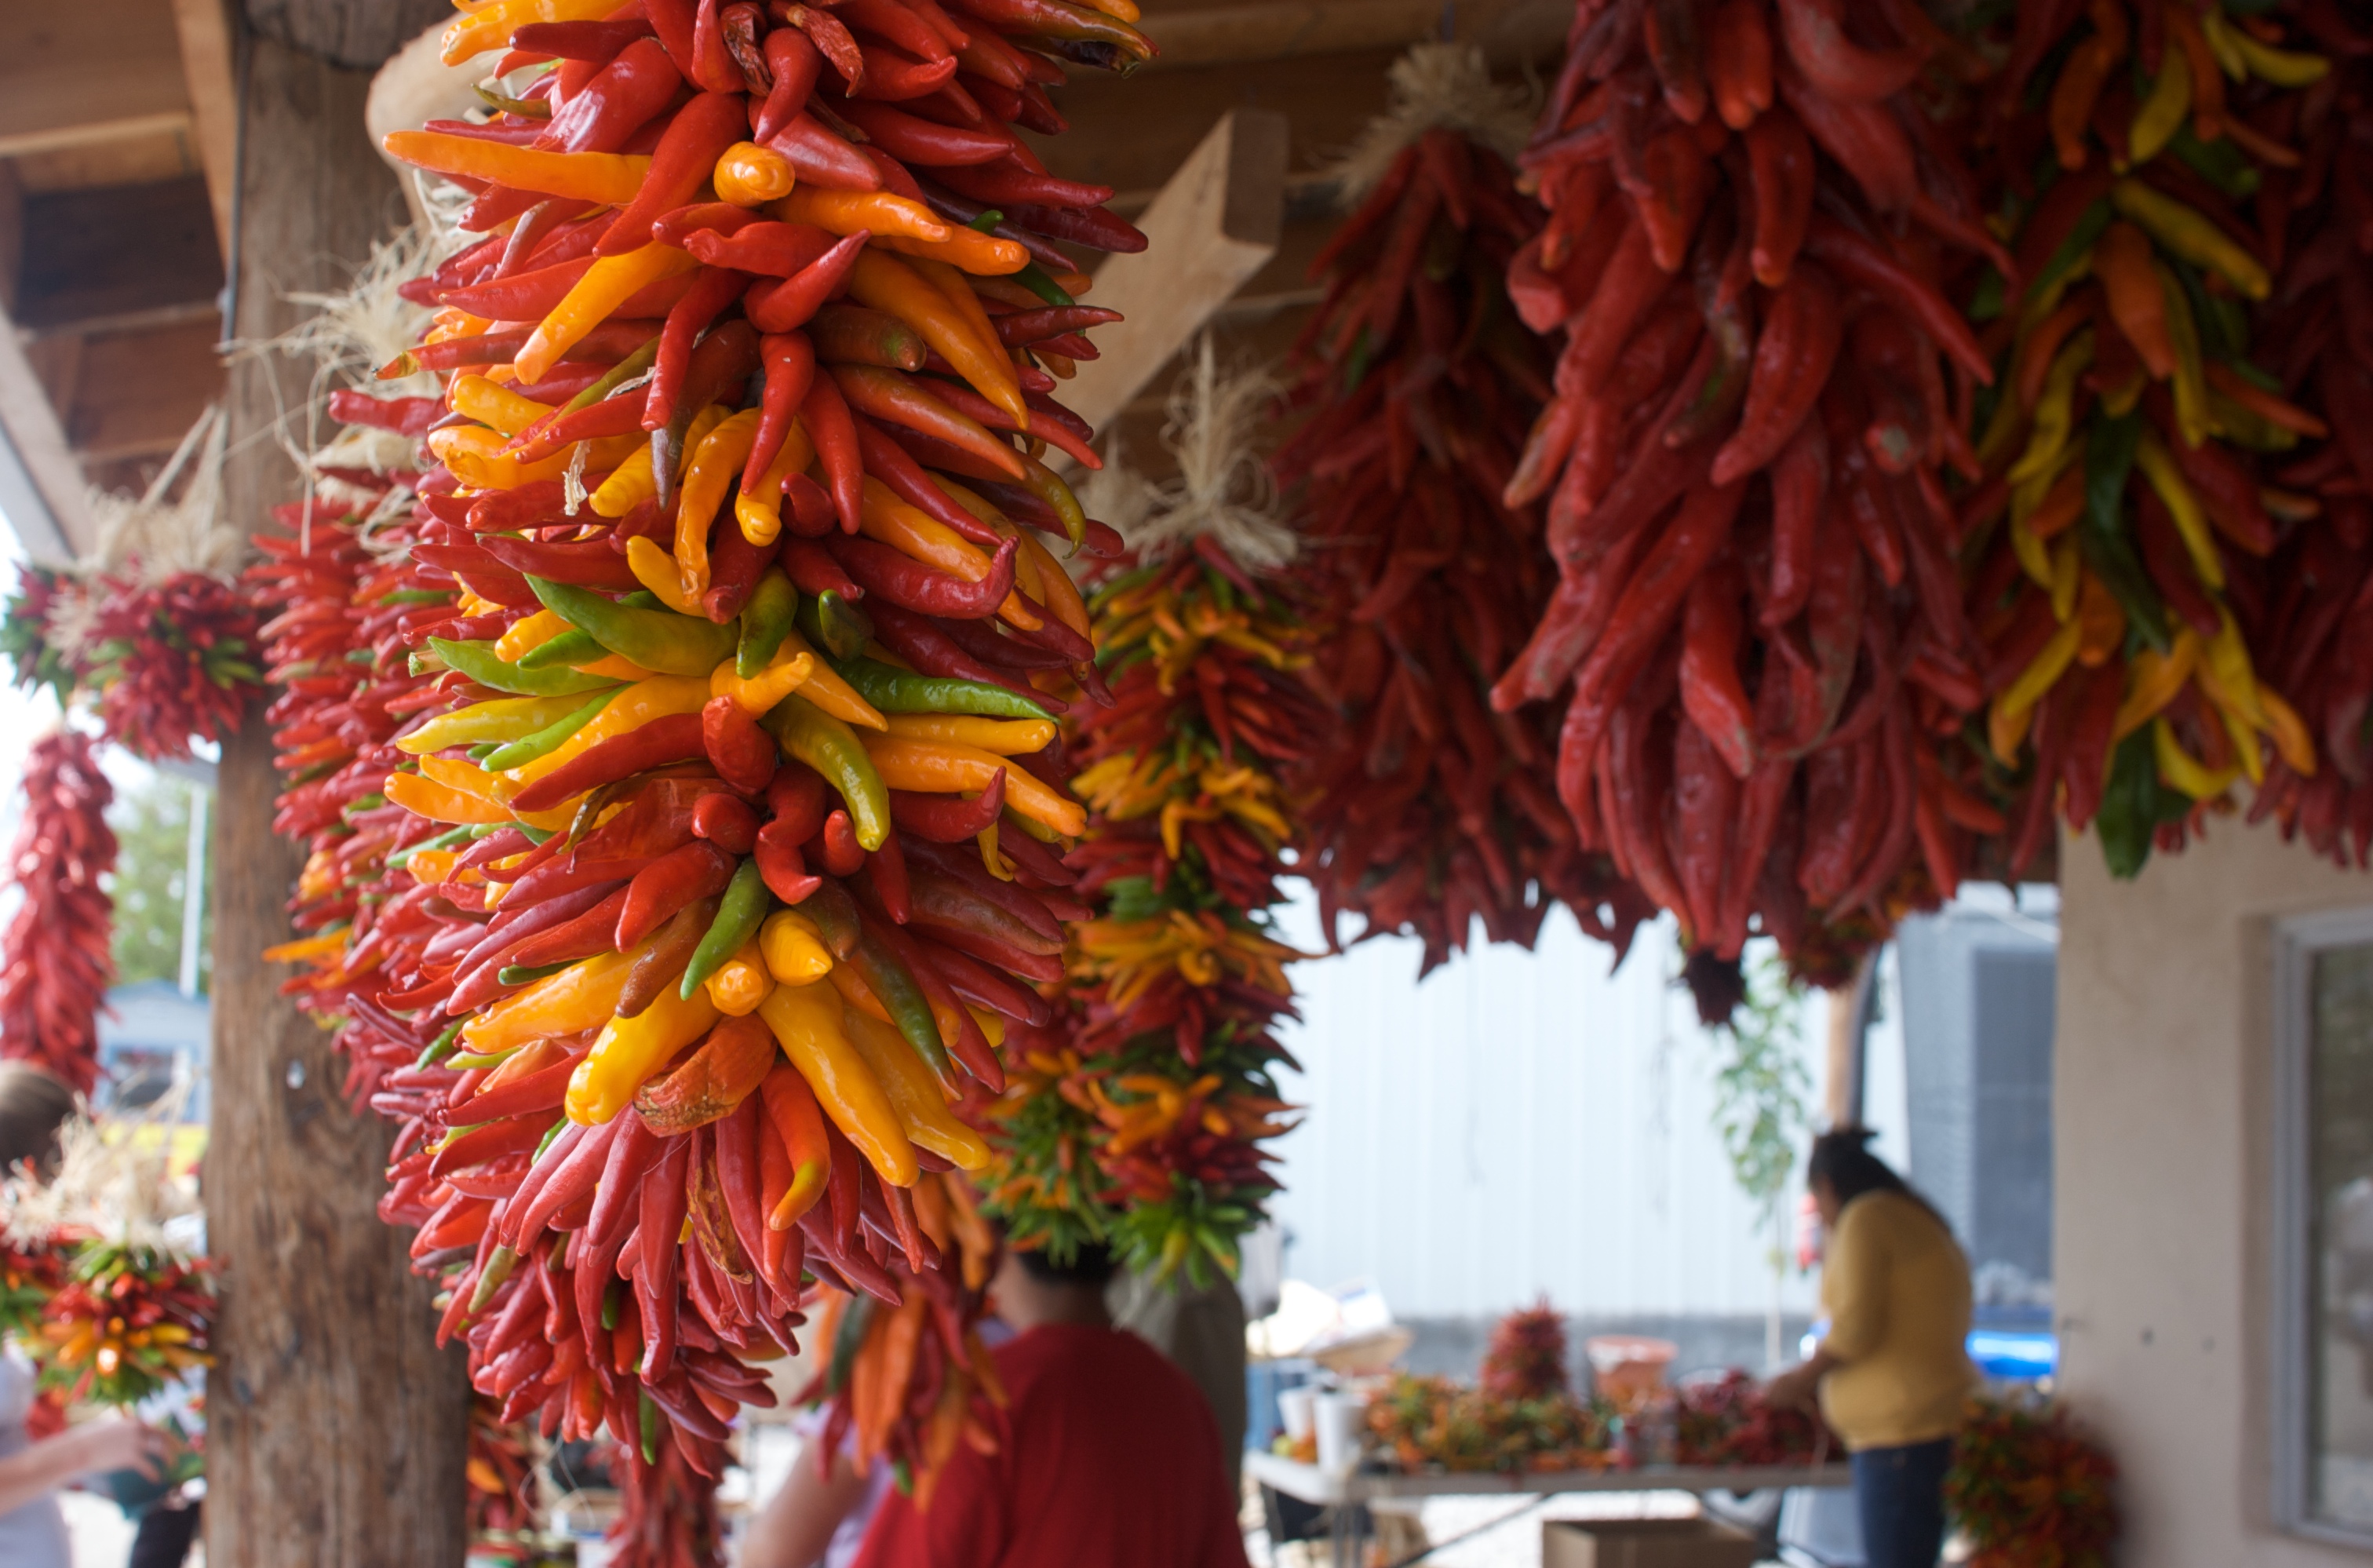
left=0, top=304, right=97, bottom=564
left=1058, top=108, right=1289, bottom=447
left=1139, top=0, right=1569, bottom=71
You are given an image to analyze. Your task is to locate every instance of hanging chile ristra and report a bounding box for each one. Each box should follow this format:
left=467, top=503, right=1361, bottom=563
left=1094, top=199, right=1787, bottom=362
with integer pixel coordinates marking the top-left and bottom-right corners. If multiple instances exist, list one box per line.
left=261, top=0, right=1157, bottom=1527
left=1506, top=0, right=2004, bottom=993
left=1277, top=46, right=1657, bottom=975
left=1963, top=0, right=2335, bottom=880
left=0, top=732, right=116, bottom=1096
left=985, top=535, right=1306, bottom=1285
left=2239, top=31, right=2373, bottom=866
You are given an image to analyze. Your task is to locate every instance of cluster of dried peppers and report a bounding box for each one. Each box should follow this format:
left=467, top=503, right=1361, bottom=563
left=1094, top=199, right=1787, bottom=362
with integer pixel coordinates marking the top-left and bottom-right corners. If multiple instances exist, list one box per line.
left=31, top=1241, right=211, bottom=1409
left=1963, top=0, right=2338, bottom=880
left=1278, top=104, right=1654, bottom=973
left=1504, top=0, right=2007, bottom=993
left=0, top=731, right=116, bottom=1095
left=986, top=545, right=1303, bottom=1282
left=0, top=567, right=260, bottom=764
left=256, top=0, right=1159, bottom=1534
left=2246, top=33, right=2373, bottom=866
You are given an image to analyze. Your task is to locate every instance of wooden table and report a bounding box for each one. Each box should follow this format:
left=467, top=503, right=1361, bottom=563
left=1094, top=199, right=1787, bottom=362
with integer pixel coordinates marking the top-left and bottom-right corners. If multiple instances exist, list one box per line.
left=1244, top=1450, right=1854, bottom=1566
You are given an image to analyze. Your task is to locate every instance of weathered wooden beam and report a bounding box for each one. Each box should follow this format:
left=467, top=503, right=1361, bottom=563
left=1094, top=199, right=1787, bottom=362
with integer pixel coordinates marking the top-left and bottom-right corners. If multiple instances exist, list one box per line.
left=0, top=0, right=195, bottom=159
left=0, top=306, right=95, bottom=563
left=171, top=0, right=241, bottom=253
left=1059, top=108, right=1289, bottom=443
left=244, top=0, right=450, bottom=70
left=13, top=177, right=223, bottom=333
left=206, top=31, right=471, bottom=1568
left=1137, top=0, right=1567, bottom=71
left=60, top=318, right=224, bottom=461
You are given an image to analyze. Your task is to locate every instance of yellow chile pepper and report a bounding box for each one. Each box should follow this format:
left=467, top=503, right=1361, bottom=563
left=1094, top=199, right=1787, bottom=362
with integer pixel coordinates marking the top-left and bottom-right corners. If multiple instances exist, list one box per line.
left=2202, top=607, right=2265, bottom=727
left=2010, top=332, right=2094, bottom=486
left=568, top=985, right=721, bottom=1124
left=450, top=375, right=555, bottom=438
left=385, top=770, right=513, bottom=826
left=759, top=982, right=918, bottom=1186
left=2048, top=537, right=2083, bottom=625
left=711, top=644, right=818, bottom=716
left=2130, top=46, right=2193, bottom=166
left=968, top=1005, right=1004, bottom=1049
left=428, top=426, right=574, bottom=491
left=591, top=402, right=729, bottom=517
left=625, top=535, right=705, bottom=615
left=770, top=628, right=886, bottom=728
left=574, top=652, right=662, bottom=682
left=676, top=408, right=763, bottom=600
left=421, top=756, right=580, bottom=831
left=2153, top=715, right=2240, bottom=799
left=842, top=1008, right=992, bottom=1171
left=2153, top=261, right=2213, bottom=449
left=2133, top=433, right=2223, bottom=589
left=882, top=713, right=1055, bottom=755
left=847, top=252, right=1026, bottom=426
left=500, top=675, right=711, bottom=790
left=2009, top=442, right=2082, bottom=586
left=517, top=244, right=701, bottom=385
left=398, top=691, right=608, bottom=755
left=464, top=945, right=647, bottom=1056
left=2111, top=179, right=2270, bottom=299
left=704, top=939, right=775, bottom=1016
left=760, top=910, right=835, bottom=986
left=734, top=420, right=815, bottom=546
left=441, top=0, right=621, bottom=61
left=2204, top=11, right=2329, bottom=86
left=384, top=129, right=648, bottom=203
left=913, top=254, right=1023, bottom=407
left=863, top=735, right=1087, bottom=837
left=496, top=610, right=570, bottom=662
left=1990, top=614, right=2086, bottom=764
left=2259, top=687, right=2318, bottom=776
left=859, top=479, right=1041, bottom=629
left=714, top=142, right=796, bottom=206
left=2115, top=629, right=2200, bottom=739
left=262, top=930, right=348, bottom=965
left=771, top=188, right=950, bottom=246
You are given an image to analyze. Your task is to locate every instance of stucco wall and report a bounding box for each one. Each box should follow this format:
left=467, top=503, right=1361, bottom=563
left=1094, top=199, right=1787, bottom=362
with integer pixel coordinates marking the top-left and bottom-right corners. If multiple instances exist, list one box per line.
left=2058, top=815, right=2373, bottom=1566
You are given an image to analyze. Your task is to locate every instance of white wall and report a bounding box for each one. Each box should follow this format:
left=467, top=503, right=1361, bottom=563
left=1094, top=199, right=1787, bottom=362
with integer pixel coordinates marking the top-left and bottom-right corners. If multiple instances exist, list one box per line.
left=1263, top=890, right=1836, bottom=1322
left=2057, top=815, right=2373, bottom=1568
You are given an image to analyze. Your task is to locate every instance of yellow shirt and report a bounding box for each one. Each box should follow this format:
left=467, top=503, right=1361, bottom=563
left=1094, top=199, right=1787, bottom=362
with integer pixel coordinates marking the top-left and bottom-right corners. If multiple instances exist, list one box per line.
left=1817, top=1190, right=1977, bottom=1450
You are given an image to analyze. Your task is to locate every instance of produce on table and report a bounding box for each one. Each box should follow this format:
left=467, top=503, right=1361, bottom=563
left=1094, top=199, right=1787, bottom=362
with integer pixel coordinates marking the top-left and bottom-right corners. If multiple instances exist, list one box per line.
left=1365, top=1369, right=1620, bottom=1474
left=260, top=0, right=1156, bottom=1533
left=0, top=732, right=116, bottom=1095
left=2247, top=38, right=2373, bottom=866
left=1672, top=1369, right=1832, bottom=1465
left=1481, top=1298, right=1570, bottom=1401
left=985, top=458, right=1305, bottom=1284
left=1944, top=1393, right=2118, bottom=1567
left=1964, top=0, right=2334, bottom=880
left=1279, top=47, right=1654, bottom=973
left=794, top=1172, right=1001, bottom=1506
left=1507, top=0, right=2008, bottom=992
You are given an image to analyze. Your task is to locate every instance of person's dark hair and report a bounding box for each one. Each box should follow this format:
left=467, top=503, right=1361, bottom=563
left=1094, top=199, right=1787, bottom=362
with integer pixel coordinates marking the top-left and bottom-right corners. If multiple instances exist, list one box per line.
left=1017, top=1241, right=1118, bottom=1289
left=1808, top=1126, right=1941, bottom=1223
left=0, top=1065, right=76, bottom=1181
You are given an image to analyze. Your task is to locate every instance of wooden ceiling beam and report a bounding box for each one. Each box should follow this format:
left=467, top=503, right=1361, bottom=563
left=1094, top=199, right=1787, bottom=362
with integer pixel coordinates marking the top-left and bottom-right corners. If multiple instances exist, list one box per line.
left=1058, top=107, right=1290, bottom=443
left=172, top=0, right=240, bottom=253
left=0, top=304, right=97, bottom=563
left=0, top=0, right=195, bottom=160
left=1136, top=0, right=1568, bottom=71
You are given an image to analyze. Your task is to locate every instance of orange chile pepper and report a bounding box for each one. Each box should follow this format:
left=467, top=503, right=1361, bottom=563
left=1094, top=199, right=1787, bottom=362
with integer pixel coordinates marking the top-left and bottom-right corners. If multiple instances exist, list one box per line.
left=2163, top=5, right=2225, bottom=142
left=2015, top=291, right=2097, bottom=410
left=2094, top=221, right=2176, bottom=379
left=830, top=365, right=1026, bottom=480
left=2050, top=0, right=2130, bottom=171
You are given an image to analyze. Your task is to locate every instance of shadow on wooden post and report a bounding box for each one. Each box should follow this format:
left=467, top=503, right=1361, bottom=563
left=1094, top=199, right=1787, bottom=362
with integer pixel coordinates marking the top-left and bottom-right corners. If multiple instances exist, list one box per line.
left=205, top=29, right=471, bottom=1567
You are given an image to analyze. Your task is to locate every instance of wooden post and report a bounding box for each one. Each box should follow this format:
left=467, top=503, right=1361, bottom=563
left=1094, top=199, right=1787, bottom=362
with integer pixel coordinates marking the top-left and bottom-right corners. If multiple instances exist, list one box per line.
left=1823, top=953, right=1876, bottom=1130
left=205, top=31, right=471, bottom=1567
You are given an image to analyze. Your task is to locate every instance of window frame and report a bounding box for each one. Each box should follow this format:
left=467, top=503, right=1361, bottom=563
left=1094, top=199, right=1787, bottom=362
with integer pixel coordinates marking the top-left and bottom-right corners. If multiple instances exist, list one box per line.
left=2273, top=907, right=2373, bottom=1549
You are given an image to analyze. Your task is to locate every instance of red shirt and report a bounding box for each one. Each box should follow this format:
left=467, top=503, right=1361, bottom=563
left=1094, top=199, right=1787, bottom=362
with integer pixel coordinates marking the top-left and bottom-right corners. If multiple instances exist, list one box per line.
left=850, top=1322, right=1249, bottom=1568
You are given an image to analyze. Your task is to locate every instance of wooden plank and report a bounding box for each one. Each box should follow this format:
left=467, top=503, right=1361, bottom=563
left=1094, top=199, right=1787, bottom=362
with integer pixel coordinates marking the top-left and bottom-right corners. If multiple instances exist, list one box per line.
left=0, top=306, right=97, bottom=562
left=1059, top=108, right=1290, bottom=441
left=1134, top=0, right=1568, bottom=71
left=8, top=129, right=201, bottom=194
left=246, top=0, right=453, bottom=70
left=61, top=318, right=223, bottom=461
left=171, top=0, right=239, bottom=253
left=0, top=0, right=191, bottom=158
left=13, top=177, right=224, bottom=332
left=206, top=34, right=471, bottom=1568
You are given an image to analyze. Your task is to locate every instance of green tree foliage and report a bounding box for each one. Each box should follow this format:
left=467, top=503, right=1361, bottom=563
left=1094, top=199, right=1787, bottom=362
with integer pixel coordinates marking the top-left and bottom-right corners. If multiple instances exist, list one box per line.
left=1709, top=954, right=1812, bottom=1232
left=103, top=777, right=210, bottom=993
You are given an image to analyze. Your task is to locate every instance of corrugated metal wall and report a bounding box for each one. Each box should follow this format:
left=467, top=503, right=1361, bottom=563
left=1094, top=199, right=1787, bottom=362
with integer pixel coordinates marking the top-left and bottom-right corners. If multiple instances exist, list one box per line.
left=1263, top=893, right=1841, bottom=1321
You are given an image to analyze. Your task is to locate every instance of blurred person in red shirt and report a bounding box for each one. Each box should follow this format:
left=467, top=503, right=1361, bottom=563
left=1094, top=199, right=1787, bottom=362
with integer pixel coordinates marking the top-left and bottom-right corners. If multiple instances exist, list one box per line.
left=848, top=1241, right=1249, bottom=1568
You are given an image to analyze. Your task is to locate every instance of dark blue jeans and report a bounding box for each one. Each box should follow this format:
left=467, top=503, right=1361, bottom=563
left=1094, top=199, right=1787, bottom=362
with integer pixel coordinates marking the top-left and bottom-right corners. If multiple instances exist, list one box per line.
left=1851, top=1438, right=1952, bottom=1568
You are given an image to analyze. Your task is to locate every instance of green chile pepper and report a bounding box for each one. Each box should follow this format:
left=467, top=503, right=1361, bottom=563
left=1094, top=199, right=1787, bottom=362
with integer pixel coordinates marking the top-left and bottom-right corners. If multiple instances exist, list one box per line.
left=680, top=858, right=771, bottom=1000
left=480, top=687, right=619, bottom=770
left=428, top=637, right=618, bottom=697
left=737, top=570, right=800, bottom=677
left=830, top=656, right=1053, bottom=721
left=528, top=576, right=738, bottom=676
left=2080, top=412, right=2170, bottom=651
left=761, top=695, right=891, bottom=850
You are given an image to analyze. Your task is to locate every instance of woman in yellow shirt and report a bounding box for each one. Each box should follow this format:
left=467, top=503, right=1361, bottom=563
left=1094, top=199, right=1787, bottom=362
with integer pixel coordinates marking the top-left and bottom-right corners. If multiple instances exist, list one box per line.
left=1767, top=1129, right=1976, bottom=1568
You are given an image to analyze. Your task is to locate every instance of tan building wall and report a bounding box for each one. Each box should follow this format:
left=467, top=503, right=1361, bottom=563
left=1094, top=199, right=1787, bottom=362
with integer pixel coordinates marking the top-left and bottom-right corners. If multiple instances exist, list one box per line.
left=2058, top=814, right=2373, bottom=1566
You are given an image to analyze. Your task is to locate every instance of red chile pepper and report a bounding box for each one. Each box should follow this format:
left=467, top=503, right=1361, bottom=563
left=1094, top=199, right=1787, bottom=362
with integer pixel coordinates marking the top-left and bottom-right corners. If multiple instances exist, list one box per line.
left=692, top=790, right=761, bottom=854
left=769, top=766, right=832, bottom=843
left=813, top=810, right=866, bottom=876
left=687, top=0, right=743, bottom=93
left=510, top=714, right=710, bottom=815
left=643, top=267, right=753, bottom=431
left=811, top=304, right=928, bottom=371
left=745, top=231, right=872, bottom=334
left=842, top=0, right=951, bottom=62
left=756, top=27, right=825, bottom=142
left=903, top=837, right=1059, bottom=944
left=327, top=390, right=441, bottom=436
left=538, top=38, right=680, bottom=155
left=600, top=92, right=749, bottom=256
left=2134, top=487, right=2222, bottom=638
left=836, top=369, right=1030, bottom=477
left=477, top=535, right=644, bottom=591
left=702, top=696, right=779, bottom=795
left=833, top=100, right=1010, bottom=166
left=1712, top=260, right=1839, bottom=483
left=1762, top=415, right=1829, bottom=627
left=782, top=540, right=865, bottom=601
left=783, top=473, right=837, bottom=536
left=1804, top=217, right=1992, bottom=385
left=802, top=372, right=866, bottom=534
left=704, top=509, right=783, bottom=622
left=389, top=320, right=652, bottom=376
left=1679, top=562, right=1756, bottom=779
left=826, top=532, right=1017, bottom=619
left=885, top=768, right=1004, bottom=842
left=864, top=825, right=912, bottom=922
left=754, top=820, right=822, bottom=903
left=854, top=49, right=961, bottom=102
left=618, top=841, right=738, bottom=950
left=930, top=159, right=1112, bottom=213
left=430, top=1118, right=547, bottom=1180
left=505, top=389, right=645, bottom=462
left=436, top=254, right=600, bottom=319
left=765, top=115, right=883, bottom=192
left=644, top=0, right=699, bottom=73
left=854, top=419, right=997, bottom=545
left=415, top=546, right=538, bottom=608
left=654, top=203, right=760, bottom=249
left=686, top=221, right=836, bottom=278
left=909, top=930, right=1046, bottom=1024
left=512, top=18, right=658, bottom=59
left=866, top=601, right=1044, bottom=701
left=990, top=304, right=1122, bottom=348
